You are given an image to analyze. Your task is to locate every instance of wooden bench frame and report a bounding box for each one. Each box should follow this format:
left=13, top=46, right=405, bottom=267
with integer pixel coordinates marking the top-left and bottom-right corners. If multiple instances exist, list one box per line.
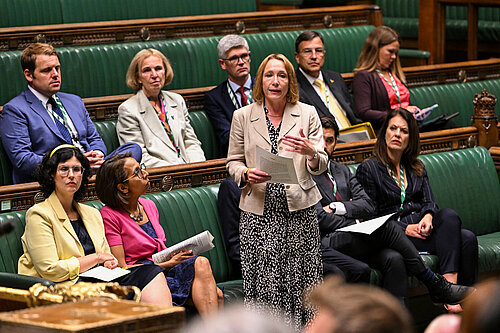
left=0, top=5, right=382, bottom=51
left=0, top=126, right=485, bottom=213
left=76, top=59, right=500, bottom=121
left=0, top=59, right=498, bottom=212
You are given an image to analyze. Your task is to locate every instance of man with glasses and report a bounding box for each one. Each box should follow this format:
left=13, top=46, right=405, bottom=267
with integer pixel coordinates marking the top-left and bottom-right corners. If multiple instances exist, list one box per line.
left=205, top=35, right=254, bottom=276
left=204, top=34, right=254, bottom=156
left=295, top=31, right=361, bottom=130
left=0, top=43, right=141, bottom=184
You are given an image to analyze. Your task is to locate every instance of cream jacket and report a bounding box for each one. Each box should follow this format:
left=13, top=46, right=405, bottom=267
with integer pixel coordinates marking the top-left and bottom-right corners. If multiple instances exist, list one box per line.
left=18, top=192, right=111, bottom=286
left=117, top=90, right=205, bottom=167
left=227, top=102, right=327, bottom=215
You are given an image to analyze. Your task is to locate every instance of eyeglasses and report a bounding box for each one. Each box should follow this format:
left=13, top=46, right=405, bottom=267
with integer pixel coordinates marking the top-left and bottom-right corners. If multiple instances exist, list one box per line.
left=299, top=48, right=326, bottom=57
left=222, top=52, right=251, bottom=65
left=57, top=165, right=84, bottom=177
left=123, top=163, right=147, bottom=182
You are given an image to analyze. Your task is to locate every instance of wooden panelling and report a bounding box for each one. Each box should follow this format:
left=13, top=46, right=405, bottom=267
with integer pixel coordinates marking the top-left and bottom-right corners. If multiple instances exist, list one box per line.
left=0, top=128, right=480, bottom=213
left=0, top=5, right=382, bottom=51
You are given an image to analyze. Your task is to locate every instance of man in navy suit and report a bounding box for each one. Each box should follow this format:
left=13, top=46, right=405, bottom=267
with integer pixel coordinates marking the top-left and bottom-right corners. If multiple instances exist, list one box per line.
left=0, top=43, right=140, bottom=184
left=204, top=34, right=254, bottom=156
left=295, top=31, right=361, bottom=130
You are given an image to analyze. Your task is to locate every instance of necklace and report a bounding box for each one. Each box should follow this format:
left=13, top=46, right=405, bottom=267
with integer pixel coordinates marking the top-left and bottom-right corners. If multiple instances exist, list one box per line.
left=267, top=114, right=282, bottom=117
left=128, top=203, right=143, bottom=223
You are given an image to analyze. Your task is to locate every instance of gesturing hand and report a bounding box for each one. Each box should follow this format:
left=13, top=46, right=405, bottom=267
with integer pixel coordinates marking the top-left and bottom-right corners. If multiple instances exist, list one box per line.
left=282, top=128, right=316, bottom=159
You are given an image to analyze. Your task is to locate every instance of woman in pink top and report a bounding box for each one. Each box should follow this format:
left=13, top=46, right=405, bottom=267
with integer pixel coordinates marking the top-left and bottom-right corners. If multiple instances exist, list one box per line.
left=96, top=153, right=222, bottom=317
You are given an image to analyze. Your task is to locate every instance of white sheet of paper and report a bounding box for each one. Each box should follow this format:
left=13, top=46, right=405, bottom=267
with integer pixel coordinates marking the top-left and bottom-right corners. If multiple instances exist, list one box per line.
left=79, top=266, right=130, bottom=282
left=337, top=213, right=395, bottom=235
left=256, top=145, right=299, bottom=184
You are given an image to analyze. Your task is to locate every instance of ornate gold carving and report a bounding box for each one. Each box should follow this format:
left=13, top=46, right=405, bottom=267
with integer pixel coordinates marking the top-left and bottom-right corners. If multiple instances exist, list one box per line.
left=457, top=69, right=467, bottom=83
left=323, top=15, right=333, bottom=28
left=162, top=175, right=173, bottom=192
left=26, top=282, right=140, bottom=307
left=34, top=192, right=45, bottom=204
left=34, top=34, right=47, bottom=44
left=235, top=21, right=246, bottom=34
left=140, top=27, right=151, bottom=41
left=473, top=89, right=497, bottom=118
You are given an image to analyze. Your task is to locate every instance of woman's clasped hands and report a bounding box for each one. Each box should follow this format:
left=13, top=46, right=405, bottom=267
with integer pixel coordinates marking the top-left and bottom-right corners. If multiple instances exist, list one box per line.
left=96, top=252, right=118, bottom=269
left=405, top=213, right=433, bottom=239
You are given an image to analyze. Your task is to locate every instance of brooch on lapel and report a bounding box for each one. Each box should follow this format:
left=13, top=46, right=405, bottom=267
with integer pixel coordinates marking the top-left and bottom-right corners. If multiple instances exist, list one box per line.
left=330, top=79, right=335, bottom=83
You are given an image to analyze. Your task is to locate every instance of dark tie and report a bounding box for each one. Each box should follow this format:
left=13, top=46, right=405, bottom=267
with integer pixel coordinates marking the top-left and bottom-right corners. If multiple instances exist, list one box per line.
left=237, top=86, right=247, bottom=107
left=325, top=173, right=343, bottom=202
left=48, top=97, right=73, bottom=144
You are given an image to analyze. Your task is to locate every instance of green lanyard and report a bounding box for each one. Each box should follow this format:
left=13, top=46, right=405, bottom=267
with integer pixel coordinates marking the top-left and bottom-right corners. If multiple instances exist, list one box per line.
left=388, top=165, right=406, bottom=210
left=376, top=70, right=401, bottom=106
left=227, top=82, right=252, bottom=109
left=327, top=171, right=337, bottom=197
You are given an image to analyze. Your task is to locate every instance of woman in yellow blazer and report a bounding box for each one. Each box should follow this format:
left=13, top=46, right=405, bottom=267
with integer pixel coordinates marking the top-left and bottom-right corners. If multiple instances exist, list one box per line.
left=18, top=145, right=172, bottom=305
left=226, top=54, right=327, bottom=330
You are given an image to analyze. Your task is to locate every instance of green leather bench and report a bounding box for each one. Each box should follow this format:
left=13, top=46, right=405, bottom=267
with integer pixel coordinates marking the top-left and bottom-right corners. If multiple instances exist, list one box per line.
left=0, top=0, right=256, bottom=27
left=0, top=25, right=430, bottom=106
left=409, top=79, right=500, bottom=128
left=345, top=147, right=500, bottom=288
left=93, top=110, right=221, bottom=161
left=375, top=0, right=500, bottom=43
left=0, top=147, right=498, bottom=313
left=0, top=185, right=242, bottom=302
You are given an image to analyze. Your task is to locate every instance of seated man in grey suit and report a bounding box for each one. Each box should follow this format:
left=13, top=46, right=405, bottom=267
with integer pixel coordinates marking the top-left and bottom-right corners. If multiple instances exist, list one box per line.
left=295, top=31, right=361, bottom=131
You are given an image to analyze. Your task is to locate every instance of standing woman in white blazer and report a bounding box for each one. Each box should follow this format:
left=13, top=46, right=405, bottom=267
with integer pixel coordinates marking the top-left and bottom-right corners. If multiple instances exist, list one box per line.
left=226, top=54, right=328, bottom=330
left=117, top=49, right=205, bottom=167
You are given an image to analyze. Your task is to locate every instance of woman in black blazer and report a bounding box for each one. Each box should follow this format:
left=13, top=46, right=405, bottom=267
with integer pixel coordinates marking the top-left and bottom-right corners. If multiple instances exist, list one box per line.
left=356, top=108, right=478, bottom=313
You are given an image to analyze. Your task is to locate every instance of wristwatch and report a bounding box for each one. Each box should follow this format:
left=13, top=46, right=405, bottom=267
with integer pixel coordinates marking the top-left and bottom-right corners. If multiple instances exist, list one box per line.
left=329, top=202, right=337, bottom=213
left=307, top=149, right=318, bottom=161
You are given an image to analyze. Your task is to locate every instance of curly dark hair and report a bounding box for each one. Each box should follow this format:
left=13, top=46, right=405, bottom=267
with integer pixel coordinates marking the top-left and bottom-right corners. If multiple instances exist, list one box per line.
left=373, top=108, right=423, bottom=176
left=36, top=145, right=91, bottom=201
left=95, top=153, right=131, bottom=210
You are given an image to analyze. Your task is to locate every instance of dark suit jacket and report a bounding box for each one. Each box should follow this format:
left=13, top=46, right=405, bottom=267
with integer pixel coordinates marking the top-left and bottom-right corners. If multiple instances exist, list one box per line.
left=297, top=68, right=361, bottom=125
left=355, top=158, right=438, bottom=230
left=312, top=160, right=374, bottom=237
left=0, top=88, right=106, bottom=183
left=204, top=77, right=254, bottom=155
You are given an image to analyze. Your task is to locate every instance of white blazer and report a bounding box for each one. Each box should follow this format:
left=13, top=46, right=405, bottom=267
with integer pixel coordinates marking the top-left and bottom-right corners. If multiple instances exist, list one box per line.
left=117, top=90, right=206, bottom=167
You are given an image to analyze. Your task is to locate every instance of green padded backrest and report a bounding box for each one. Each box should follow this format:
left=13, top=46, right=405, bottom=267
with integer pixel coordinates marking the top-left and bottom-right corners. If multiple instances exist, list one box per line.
left=409, top=79, right=500, bottom=128
left=0, top=26, right=374, bottom=105
left=375, top=0, right=418, bottom=18
left=89, top=185, right=232, bottom=283
left=86, top=185, right=233, bottom=283
left=420, top=147, right=500, bottom=236
left=60, top=0, right=257, bottom=23
left=0, top=141, right=13, bottom=186
left=0, top=0, right=63, bottom=27
left=188, top=111, right=221, bottom=160
left=349, top=147, right=500, bottom=235
left=0, top=211, right=27, bottom=273
left=142, top=185, right=235, bottom=283
left=94, top=120, right=120, bottom=154
left=92, top=114, right=219, bottom=161
left=376, top=0, right=500, bottom=20
left=376, top=0, right=500, bottom=41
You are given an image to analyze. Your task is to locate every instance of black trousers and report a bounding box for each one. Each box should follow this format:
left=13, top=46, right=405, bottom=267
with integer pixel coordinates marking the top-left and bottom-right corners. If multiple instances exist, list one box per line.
left=321, top=243, right=371, bottom=283
left=323, top=219, right=428, bottom=302
left=410, top=208, right=478, bottom=286
left=217, top=177, right=242, bottom=278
